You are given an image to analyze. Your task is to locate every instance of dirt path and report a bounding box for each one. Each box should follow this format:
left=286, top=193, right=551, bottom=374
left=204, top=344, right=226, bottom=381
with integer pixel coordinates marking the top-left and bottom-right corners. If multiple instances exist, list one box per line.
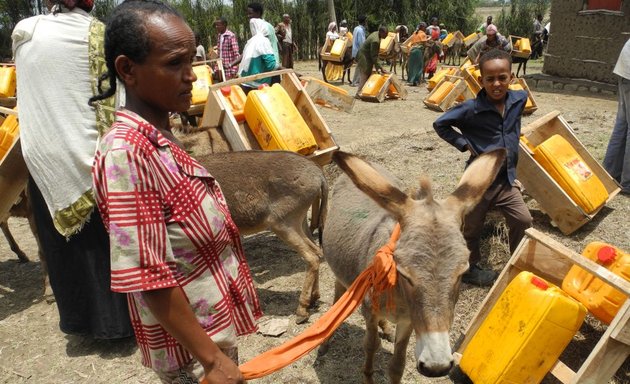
left=1, top=60, right=628, bottom=383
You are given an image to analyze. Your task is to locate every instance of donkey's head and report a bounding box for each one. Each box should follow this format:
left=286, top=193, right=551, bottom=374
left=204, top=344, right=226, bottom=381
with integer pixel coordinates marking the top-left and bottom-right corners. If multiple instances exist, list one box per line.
left=333, top=148, right=506, bottom=377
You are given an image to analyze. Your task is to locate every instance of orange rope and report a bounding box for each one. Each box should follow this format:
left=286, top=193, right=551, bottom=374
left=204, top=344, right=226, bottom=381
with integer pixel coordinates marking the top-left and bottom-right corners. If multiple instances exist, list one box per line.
left=201, top=223, right=401, bottom=382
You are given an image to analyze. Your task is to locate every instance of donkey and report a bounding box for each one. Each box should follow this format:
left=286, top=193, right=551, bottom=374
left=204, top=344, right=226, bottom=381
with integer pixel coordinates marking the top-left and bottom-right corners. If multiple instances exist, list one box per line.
left=379, top=40, right=402, bottom=75
left=319, top=41, right=353, bottom=84
left=444, top=39, right=463, bottom=66
left=321, top=149, right=506, bottom=383
left=193, top=150, right=328, bottom=324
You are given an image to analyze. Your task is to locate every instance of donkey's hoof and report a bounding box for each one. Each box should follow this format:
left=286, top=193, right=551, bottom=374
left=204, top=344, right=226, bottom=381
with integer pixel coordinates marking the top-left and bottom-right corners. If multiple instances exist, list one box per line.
left=295, top=313, right=310, bottom=324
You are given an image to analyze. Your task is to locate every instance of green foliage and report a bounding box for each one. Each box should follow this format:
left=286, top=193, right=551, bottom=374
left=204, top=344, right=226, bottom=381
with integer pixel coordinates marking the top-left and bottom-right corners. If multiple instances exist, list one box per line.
left=496, top=0, right=549, bottom=38
left=0, top=0, right=481, bottom=62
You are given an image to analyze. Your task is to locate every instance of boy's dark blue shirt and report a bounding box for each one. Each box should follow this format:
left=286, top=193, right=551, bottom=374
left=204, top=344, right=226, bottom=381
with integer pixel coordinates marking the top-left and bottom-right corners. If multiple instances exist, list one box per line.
left=433, top=88, right=528, bottom=185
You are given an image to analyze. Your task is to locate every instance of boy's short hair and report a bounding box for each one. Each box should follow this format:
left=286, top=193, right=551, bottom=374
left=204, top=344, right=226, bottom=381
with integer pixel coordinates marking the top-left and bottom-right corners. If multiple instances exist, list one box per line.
left=479, top=49, right=512, bottom=74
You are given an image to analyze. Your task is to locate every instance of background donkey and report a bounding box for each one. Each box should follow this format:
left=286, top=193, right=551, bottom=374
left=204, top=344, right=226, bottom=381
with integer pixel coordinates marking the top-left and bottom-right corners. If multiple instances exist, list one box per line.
left=189, top=148, right=328, bottom=324
left=321, top=149, right=505, bottom=383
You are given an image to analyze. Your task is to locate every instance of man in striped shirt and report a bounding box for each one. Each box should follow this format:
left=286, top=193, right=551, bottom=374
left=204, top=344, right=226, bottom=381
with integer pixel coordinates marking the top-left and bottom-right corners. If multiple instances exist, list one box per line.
left=214, top=17, right=240, bottom=80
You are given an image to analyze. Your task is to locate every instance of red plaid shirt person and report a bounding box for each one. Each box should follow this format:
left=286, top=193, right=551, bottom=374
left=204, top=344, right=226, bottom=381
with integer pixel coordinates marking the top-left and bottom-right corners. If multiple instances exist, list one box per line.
left=92, top=110, right=261, bottom=373
left=218, top=29, right=240, bottom=79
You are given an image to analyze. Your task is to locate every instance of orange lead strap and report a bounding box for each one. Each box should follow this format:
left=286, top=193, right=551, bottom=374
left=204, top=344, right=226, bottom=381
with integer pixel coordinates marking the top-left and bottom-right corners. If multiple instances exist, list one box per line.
left=201, top=223, right=401, bottom=382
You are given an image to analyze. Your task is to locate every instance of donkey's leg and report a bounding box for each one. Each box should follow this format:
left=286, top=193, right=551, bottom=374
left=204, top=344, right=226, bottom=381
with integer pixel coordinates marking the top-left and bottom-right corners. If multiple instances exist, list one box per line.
left=317, top=279, right=346, bottom=356
left=362, top=312, right=381, bottom=384
left=1, top=221, right=29, bottom=263
left=389, top=322, right=413, bottom=384
left=271, top=217, right=322, bottom=324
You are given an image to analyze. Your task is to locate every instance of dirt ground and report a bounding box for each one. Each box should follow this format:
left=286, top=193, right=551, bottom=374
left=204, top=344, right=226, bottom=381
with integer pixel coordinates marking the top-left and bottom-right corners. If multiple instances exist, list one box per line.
left=1, top=59, right=628, bottom=384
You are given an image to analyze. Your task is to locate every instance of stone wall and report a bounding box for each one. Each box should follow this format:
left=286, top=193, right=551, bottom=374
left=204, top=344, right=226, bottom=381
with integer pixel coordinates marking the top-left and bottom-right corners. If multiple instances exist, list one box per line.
left=543, top=0, right=630, bottom=84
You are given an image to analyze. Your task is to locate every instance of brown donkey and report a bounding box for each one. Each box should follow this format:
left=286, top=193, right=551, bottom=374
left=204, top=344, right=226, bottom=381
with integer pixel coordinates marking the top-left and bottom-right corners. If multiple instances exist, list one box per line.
left=322, top=149, right=506, bottom=383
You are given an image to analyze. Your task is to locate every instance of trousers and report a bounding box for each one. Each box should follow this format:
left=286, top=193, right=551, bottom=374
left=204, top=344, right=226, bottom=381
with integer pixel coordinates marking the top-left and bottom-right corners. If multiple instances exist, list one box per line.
left=463, top=180, right=533, bottom=264
left=603, top=76, right=630, bottom=193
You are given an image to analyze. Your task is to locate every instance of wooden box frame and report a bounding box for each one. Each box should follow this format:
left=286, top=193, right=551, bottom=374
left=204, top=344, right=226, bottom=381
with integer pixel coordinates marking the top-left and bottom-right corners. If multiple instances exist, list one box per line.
left=463, top=32, right=481, bottom=48
left=444, top=30, right=465, bottom=48
left=461, top=64, right=481, bottom=96
left=0, top=107, right=28, bottom=223
left=198, top=69, right=339, bottom=167
left=455, top=228, right=630, bottom=384
left=517, top=111, right=620, bottom=235
left=320, top=37, right=348, bottom=63
left=511, top=77, right=538, bottom=115
left=378, top=32, right=397, bottom=56
left=509, top=35, right=532, bottom=58
left=423, top=74, right=466, bottom=112
left=358, top=73, right=408, bottom=103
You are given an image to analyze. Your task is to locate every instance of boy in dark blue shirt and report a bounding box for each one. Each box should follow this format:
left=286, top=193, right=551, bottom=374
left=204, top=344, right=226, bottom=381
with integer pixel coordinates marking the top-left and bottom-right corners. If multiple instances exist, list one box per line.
left=433, top=49, right=532, bottom=286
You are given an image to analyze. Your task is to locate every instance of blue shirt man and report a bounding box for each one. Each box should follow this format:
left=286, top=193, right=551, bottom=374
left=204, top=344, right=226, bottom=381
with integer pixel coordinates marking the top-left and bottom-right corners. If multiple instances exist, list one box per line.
left=352, top=16, right=367, bottom=59
left=350, top=15, right=367, bottom=86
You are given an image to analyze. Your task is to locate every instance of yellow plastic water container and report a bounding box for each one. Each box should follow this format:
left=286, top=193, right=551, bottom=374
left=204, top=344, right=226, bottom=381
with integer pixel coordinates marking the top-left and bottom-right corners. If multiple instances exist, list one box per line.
left=191, top=65, right=213, bottom=105
left=463, top=32, right=479, bottom=46
left=442, top=32, right=454, bottom=46
left=360, top=73, right=390, bottom=97
left=379, top=32, right=396, bottom=55
left=0, top=112, right=18, bottom=161
left=514, top=37, right=531, bottom=54
left=532, top=134, right=609, bottom=214
left=427, top=67, right=458, bottom=90
left=0, top=66, right=16, bottom=98
left=427, top=80, right=456, bottom=104
left=508, top=83, right=534, bottom=109
left=460, top=271, right=587, bottom=384
left=330, top=38, right=346, bottom=57
left=220, top=85, right=247, bottom=122
left=244, top=83, right=317, bottom=155
left=562, top=242, right=630, bottom=324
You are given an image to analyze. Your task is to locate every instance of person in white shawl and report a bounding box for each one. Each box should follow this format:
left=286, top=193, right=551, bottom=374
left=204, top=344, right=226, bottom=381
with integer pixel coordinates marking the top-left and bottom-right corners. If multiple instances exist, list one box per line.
left=239, top=18, right=280, bottom=87
left=11, top=0, right=132, bottom=339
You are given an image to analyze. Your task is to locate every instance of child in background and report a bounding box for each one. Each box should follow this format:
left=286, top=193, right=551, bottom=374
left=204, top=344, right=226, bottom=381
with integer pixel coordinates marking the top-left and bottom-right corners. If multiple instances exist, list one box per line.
left=433, top=49, right=533, bottom=286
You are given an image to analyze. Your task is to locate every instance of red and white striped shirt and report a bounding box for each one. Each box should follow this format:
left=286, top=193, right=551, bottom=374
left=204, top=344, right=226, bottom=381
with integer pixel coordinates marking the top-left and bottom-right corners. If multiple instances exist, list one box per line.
left=92, top=110, right=261, bottom=373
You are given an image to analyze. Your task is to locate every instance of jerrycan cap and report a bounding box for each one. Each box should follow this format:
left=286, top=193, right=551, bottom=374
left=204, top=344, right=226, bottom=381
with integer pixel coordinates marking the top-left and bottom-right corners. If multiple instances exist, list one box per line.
left=220, top=86, right=232, bottom=96
left=530, top=276, right=549, bottom=290
left=597, top=246, right=617, bottom=265
left=257, top=84, right=270, bottom=90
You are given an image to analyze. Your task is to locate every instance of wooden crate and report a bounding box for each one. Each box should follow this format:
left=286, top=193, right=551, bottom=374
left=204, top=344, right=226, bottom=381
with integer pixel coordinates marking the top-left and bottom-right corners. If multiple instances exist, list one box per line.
left=300, top=76, right=355, bottom=113
left=454, top=228, right=630, bottom=384
left=510, top=77, right=538, bottom=115
left=461, top=64, right=481, bottom=96
left=517, top=111, right=620, bottom=235
left=379, top=32, right=397, bottom=56
left=358, top=73, right=407, bottom=103
left=509, top=35, right=531, bottom=58
left=320, top=37, right=348, bottom=63
left=423, top=75, right=467, bottom=112
left=444, top=30, right=465, bottom=48
left=0, top=107, right=28, bottom=223
left=198, top=69, right=339, bottom=167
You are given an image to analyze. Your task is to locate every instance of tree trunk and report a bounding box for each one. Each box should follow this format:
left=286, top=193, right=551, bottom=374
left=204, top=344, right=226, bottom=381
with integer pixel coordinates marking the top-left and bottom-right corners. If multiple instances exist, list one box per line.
left=327, top=0, right=336, bottom=24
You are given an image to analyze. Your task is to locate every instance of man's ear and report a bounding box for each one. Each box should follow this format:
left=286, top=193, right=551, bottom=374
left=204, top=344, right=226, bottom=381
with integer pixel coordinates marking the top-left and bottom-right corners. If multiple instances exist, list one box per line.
left=115, top=55, right=135, bottom=87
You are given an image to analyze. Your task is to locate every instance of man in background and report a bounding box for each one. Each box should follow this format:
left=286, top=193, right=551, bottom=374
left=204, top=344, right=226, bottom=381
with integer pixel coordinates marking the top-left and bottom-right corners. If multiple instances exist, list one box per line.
left=214, top=16, right=240, bottom=80
left=276, top=13, right=295, bottom=68
left=350, top=15, right=367, bottom=87
left=603, top=38, right=630, bottom=195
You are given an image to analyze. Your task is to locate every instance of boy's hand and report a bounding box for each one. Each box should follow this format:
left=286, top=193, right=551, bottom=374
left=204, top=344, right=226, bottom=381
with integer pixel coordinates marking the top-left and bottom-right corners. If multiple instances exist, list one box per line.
left=464, top=144, right=479, bottom=157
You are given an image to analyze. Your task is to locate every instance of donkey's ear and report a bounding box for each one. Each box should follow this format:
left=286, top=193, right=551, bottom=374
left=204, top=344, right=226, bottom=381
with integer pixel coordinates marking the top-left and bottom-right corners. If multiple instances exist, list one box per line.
left=445, top=148, right=507, bottom=215
left=333, top=151, right=411, bottom=220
